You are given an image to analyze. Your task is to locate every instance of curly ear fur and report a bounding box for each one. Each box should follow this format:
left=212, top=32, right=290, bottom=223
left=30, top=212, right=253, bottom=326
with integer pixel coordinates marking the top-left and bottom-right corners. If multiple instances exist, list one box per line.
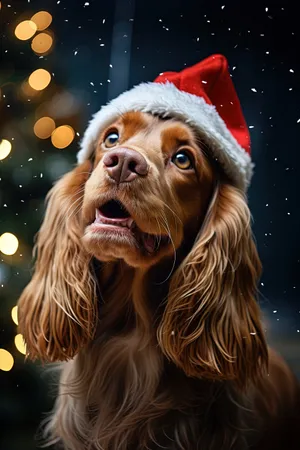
left=17, top=162, right=98, bottom=362
left=158, top=182, right=268, bottom=388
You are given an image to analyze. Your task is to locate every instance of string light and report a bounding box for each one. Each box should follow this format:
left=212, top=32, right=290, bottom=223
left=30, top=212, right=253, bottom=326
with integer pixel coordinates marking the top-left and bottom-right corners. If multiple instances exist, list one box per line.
left=11, top=306, right=18, bottom=326
left=51, top=125, right=75, bottom=149
left=31, top=32, right=53, bottom=54
left=0, top=139, right=12, bottom=160
left=15, top=20, right=37, bottom=41
left=31, top=11, right=52, bottom=31
left=28, top=68, right=51, bottom=91
left=14, top=334, right=27, bottom=355
left=0, top=232, right=19, bottom=255
left=34, top=117, right=55, bottom=139
left=0, top=349, right=14, bottom=372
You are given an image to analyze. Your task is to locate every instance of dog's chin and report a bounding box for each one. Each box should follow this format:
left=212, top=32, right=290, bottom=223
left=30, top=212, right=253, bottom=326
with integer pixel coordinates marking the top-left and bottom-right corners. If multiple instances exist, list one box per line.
left=83, top=225, right=173, bottom=268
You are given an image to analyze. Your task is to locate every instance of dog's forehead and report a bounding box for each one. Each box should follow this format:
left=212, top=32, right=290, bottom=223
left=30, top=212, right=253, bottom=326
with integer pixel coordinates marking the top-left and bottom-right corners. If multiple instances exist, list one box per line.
left=116, top=111, right=196, bottom=150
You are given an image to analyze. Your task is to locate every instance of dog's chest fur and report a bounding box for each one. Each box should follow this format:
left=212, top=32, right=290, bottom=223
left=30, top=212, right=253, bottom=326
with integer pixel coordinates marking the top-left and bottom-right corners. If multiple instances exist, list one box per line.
left=51, top=330, right=254, bottom=450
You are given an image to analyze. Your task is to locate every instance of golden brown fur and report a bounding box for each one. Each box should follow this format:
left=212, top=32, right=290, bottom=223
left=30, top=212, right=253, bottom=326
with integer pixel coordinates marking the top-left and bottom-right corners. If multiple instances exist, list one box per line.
left=18, top=112, right=300, bottom=449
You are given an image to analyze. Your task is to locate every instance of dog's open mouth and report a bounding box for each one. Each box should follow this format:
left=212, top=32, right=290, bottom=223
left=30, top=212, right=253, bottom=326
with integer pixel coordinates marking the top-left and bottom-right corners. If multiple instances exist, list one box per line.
left=91, top=199, right=170, bottom=254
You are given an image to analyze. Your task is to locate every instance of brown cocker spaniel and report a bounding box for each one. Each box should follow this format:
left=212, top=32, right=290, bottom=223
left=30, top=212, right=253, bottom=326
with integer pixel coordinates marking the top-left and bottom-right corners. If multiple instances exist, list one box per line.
left=18, top=54, right=300, bottom=450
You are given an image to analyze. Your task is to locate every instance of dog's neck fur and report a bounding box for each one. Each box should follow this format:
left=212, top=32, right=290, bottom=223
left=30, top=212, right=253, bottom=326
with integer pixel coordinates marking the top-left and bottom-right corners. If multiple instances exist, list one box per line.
left=48, top=257, right=253, bottom=450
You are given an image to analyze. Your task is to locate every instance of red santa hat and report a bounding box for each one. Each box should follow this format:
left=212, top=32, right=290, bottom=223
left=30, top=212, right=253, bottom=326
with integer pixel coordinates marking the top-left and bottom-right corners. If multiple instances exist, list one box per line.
left=78, top=54, right=253, bottom=191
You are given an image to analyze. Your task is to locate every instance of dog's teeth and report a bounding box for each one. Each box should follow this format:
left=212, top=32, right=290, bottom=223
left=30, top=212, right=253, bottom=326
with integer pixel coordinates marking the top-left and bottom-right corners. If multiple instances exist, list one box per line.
left=127, top=218, right=134, bottom=228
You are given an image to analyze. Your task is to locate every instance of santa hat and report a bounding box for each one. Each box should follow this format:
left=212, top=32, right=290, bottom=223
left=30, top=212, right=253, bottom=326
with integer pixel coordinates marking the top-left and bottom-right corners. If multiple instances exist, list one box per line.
left=78, top=54, right=252, bottom=191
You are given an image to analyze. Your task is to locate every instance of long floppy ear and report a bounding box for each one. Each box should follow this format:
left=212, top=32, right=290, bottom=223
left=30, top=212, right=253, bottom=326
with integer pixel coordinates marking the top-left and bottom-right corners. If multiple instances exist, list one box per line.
left=158, top=181, right=268, bottom=388
left=18, top=161, right=98, bottom=362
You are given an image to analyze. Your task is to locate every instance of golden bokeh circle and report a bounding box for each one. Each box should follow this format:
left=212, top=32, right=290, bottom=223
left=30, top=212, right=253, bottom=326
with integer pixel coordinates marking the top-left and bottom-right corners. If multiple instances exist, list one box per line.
left=28, top=69, right=51, bottom=91
left=14, top=334, right=27, bottom=355
left=51, top=125, right=75, bottom=149
left=15, top=20, right=37, bottom=40
left=34, top=117, right=56, bottom=139
left=31, top=32, right=53, bottom=54
left=31, top=11, right=52, bottom=31
left=0, top=349, right=14, bottom=372
left=0, top=139, right=12, bottom=160
left=0, top=232, right=19, bottom=256
left=11, top=306, right=19, bottom=326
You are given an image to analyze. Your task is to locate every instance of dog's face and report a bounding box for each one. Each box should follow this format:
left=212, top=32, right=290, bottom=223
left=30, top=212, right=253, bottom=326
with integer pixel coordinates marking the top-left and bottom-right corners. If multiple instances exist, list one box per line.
left=82, top=112, right=215, bottom=267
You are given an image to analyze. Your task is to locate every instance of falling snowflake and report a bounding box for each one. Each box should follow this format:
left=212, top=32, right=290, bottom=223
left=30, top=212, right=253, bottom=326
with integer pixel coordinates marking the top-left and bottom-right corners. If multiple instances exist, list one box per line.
left=273, top=310, right=277, bottom=313
left=221, top=5, right=225, bottom=9
left=84, top=1, right=89, bottom=5
left=249, top=125, right=254, bottom=129
left=290, top=69, right=294, bottom=73
left=251, top=88, right=257, bottom=92
left=74, top=50, right=78, bottom=55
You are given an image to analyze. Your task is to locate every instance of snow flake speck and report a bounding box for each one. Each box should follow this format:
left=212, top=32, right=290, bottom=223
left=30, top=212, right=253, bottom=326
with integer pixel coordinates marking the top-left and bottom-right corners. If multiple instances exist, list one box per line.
left=249, top=125, right=254, bottom=129
left=74, top=50, right=78, bottom=56
left=297, top=119, right=300, bottom=123
left=221, top=5, right=225, bottom=9
left=251, top=88, right=257, bottom=92
left=290, top=69, right=294, bottom=73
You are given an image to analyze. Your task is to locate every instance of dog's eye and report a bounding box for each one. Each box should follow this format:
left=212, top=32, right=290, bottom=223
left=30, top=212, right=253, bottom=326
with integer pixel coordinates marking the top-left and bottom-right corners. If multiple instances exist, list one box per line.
left=172, top=151, right=193, bottom=170
left=104, top=131, right=119, bottom=148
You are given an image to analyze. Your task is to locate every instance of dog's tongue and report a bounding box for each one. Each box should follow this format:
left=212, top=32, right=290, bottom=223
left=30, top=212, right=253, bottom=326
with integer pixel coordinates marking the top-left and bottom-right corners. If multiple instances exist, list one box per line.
left=142, top=233, right=157, bottom=253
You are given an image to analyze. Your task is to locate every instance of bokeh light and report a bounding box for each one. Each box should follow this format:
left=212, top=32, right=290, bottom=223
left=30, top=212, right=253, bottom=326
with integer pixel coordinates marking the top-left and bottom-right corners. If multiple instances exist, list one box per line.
left=31, top=11, right=52, bottom=31
left=15, top=20, right=37, bottom=40
left=0, top=233, right=19, bottom=256
left=14, top=334, right=27, bottom=355
left=0, top=139, right=12, bottom=160
left=0, top=349, right=14, bottom=372
left=11, top=306, right=18, bottom=326
left=51, top=125, right=75, bottom=149
left=31, top=32, right=53, bottom=54
left=34, top=116, right=56, bottom=139
left=28, top=68, right=51, bottom=91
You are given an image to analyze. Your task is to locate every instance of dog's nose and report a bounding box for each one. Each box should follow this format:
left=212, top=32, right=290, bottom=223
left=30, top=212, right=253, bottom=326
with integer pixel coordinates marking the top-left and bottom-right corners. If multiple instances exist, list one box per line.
left=103, top=148, right=148, bottom=183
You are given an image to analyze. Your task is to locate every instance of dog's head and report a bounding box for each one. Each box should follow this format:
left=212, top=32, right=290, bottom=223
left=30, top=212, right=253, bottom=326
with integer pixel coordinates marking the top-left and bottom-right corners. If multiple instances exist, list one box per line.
left=18, top=111, right=268, bottom=387
left=81, top=111, right=214, bottom=267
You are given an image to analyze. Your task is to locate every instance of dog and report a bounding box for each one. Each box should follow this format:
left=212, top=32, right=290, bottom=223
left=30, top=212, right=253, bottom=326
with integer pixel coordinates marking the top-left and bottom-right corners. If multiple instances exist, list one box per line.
left=18, top=55, right=300, bottom=449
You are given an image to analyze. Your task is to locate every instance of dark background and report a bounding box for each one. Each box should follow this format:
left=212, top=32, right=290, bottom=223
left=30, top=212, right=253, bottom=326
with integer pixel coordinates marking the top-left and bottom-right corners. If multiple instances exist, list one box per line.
left=0, top=1, right=299, bottom=449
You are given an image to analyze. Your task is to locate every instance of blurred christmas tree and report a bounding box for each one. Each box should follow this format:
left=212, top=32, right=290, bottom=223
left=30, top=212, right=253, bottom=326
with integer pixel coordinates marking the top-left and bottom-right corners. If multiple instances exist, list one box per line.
left=0, top=4, right=89, bottom=449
